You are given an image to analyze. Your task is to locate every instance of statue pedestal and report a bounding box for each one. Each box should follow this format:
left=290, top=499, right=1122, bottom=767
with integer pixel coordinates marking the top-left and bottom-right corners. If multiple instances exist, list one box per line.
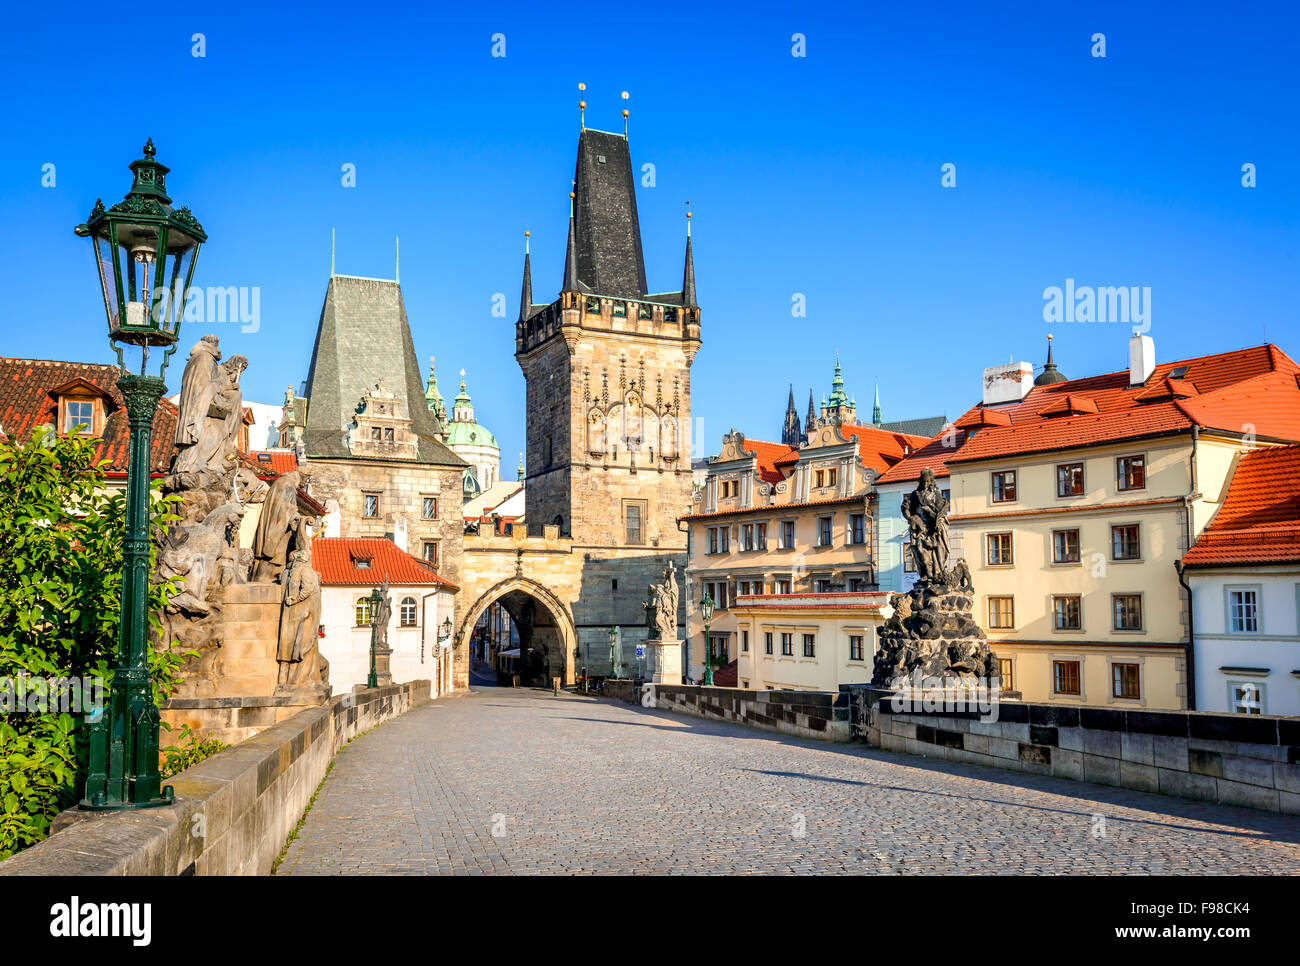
left=374, top=645, right=393, bottom=687
left=645, top=639, right=682, bottom=685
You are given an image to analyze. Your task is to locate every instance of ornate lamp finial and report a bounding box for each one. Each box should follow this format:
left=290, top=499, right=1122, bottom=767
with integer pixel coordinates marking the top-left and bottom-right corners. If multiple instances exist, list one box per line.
left=622, top=90, right=629, bottom=135
left=579, top=82, right=586, bottom=130
left=143, top=138, right=156, bottom=158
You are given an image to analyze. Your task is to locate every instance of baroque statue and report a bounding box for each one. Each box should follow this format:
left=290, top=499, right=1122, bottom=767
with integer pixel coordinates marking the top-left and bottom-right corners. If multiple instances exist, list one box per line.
left=276, top=546, right=326, bottom=695
left=643, top=561, right=679, bottom=641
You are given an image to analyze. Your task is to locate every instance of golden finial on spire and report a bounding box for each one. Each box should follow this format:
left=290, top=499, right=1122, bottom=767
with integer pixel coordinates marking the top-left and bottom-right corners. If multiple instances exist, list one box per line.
left=686, top=200, right=692, bottom=237
left=524, top=228, right=530, bottom=254
left=622, top=90, right=629, bottom=136
left=578, top=82, right=586, bottom=130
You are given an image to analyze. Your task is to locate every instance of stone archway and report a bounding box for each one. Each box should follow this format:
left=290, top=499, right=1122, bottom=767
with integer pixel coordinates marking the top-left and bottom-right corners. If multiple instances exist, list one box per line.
left=457, top=576, right=578, bottom=687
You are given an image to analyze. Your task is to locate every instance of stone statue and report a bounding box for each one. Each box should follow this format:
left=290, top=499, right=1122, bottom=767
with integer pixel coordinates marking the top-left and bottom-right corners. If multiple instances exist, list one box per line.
left=643, top=561, right=679, bottom=641
left=157, top=501, right=247, bottom=617
left=901, top=467, right=949, bottom=583
left=251, top=470, right=301, bottom=582
left=872, top=471, right=1001, bottom=690
left=276, top=547, right=324, bottom=694
left=173, top=335, right=221, bottom=451
left=372, top=578, right=392, bottom=651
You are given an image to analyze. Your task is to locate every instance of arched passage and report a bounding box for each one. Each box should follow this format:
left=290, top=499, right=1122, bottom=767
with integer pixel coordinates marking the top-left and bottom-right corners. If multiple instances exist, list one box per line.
left=456, top=577, right=577, bottom=687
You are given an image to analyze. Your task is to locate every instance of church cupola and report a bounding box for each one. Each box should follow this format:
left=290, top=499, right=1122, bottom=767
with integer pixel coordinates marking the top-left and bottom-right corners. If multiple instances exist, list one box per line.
left=1034, top=333, right=1069, bottom=385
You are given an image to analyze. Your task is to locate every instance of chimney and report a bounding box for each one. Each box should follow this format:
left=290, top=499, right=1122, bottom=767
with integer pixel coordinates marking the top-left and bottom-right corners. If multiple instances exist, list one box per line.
left=1129, top=333, right=1155, bottom=386
left=982, top=361, right=1034, bottom=406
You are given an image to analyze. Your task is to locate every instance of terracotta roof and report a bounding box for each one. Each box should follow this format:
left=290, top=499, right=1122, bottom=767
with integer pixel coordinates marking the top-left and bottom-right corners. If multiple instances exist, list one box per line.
left=1183, top=444, right=1300, bottom=566
left=948, top=344, right=1300, bottom=464
left=248, top=450, right=299, bottom=475
left=311, top=537, right=458, bottom=589
left=0, top=357, right=178, bottom=474
left=840, top=424, right=931, bottom=474
left=736, top=438, right=798, bottom=483
left=681, top=492, right=869, bottom=522
left=876, top=428, right=966, bottom=485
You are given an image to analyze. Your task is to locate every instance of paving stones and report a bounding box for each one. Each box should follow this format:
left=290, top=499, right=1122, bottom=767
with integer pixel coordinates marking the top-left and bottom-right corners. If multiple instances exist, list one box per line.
left=277, top=687, right=1300, bottom=875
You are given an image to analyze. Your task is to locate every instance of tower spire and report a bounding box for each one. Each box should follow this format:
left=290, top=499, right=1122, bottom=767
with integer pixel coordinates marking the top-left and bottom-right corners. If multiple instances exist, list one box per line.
left=330, top=228, right=335, bottom=277
left=681, top=205, right=697, bottom=308
left=782, top=383, right=802, bottom=447
left=578, top=82, right=586, bottom=131
left=519, top=229, right=533, bottom=322
left=806, top=389, right=817, bottom=431
left=562, top=188, right=579, bottom=293
left=621, top=90, right=629, bottom=137
left=872, top=381, right=882, bottom=427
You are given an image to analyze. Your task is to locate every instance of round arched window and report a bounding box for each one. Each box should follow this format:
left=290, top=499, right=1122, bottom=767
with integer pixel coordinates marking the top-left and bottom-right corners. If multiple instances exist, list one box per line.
left=355, top=598, right=372, bottom=626
left=400, top=597, right=418, bottom=627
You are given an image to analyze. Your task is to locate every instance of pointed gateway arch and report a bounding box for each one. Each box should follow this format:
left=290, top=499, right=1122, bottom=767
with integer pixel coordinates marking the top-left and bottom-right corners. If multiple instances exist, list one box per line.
left=458, top=574, right=579, bottom=684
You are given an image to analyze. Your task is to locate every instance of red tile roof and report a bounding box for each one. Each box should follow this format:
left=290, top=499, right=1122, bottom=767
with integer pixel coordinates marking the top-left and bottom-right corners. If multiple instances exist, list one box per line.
left=1182, top=444, right=1300, bottom=567
left=0, top=357, right=178, bottom=474
left=740, top=438, right=799, bottom=483
left=311, top=537, right=458, bottom=589
left=948, top=344, right=1300, bottom=464
left=876, top=428, right=966, bottom=485
left=248, top=450, right=299, bottom=475
left=840, top=424, right=931, bottom=474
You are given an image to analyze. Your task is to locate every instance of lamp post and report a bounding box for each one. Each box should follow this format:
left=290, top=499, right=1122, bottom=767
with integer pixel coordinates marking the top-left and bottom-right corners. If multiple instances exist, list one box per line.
left=700, top=590, right=716, bottom=687
left=608, top=625, right=619, bottom=680
left=367, top=587, right=382, bottom=689
left=439, top=616, right=453, bottom=644
left=75, top=140, right=205, bottom=810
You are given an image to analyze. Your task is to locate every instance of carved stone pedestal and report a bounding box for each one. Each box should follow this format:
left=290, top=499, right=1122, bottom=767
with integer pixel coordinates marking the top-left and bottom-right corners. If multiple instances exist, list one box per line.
left=645, top=639, right=682, bottom=685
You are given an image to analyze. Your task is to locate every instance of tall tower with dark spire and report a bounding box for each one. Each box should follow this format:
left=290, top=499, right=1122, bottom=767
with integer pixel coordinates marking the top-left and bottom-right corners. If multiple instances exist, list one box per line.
left=806, top=389, right=817, bottom=432
left=781, top=384, right=802, bottom=447
left=514, top=106, right=699, bottom=564
left=872, top=381, right=882, bottom=427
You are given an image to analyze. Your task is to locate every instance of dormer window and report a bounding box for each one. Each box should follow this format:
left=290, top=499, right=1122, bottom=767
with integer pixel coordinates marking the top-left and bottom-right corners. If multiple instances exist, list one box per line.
left=64, top=400, right=95, bottom=435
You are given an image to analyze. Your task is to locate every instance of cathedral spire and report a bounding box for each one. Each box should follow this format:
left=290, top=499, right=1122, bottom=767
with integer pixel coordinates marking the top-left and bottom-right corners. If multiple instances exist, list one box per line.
left=781, top=383, right=802, bottom=447
left=806, top=389, right=817, bottom=431
left=519, top=230, right=533, bottom=322
left=872, top=381, right=882, bottom=427
left=681, top=209, right=697, bottom=308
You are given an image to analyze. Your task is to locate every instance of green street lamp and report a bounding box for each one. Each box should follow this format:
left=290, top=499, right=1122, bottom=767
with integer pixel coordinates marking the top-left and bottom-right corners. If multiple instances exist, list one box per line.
left=608, top=625, right=619, bottom=680
left=367, top=587, right=383, bottom=689
left=76, top=140, right=205, bottom=811
left=439, top=616, right=453, bottom=643
left=700, top=590, right=716, bottom=687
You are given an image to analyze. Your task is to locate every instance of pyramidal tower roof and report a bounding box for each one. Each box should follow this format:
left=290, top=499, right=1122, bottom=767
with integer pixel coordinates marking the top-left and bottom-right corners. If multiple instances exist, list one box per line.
left=302, top=275, right=459, bottom=465
left=570, top=128, right=647, bottom=299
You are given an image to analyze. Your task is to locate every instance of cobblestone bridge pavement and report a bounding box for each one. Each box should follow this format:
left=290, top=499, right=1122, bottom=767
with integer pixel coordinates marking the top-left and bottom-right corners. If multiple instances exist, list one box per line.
left=278, top=687, right=1300, bottom=875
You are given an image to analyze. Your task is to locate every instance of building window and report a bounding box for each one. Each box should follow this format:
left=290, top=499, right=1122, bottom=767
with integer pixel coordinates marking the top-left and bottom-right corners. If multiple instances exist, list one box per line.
left=370, top=426, right=381, bottom=440
left=1056, top=462, right=1084, bottom=497
left=848, top=574, right=869, bottom=592
left=814, top=578, right=832, bottom=593
left=986, top=532, right=1013, bottom=566
left=781, top=520, right=795, bottom=549
left=1052, top=595, right=1082, bottom=631
left=756, top=522, right=768, bottom=550
left=776, top=578, right=791, bottom=595
left=422, top=496, right=437, bottom=520
left=764, top=632, right=774, bottom=655
left=802, top=634, right=816, bottom=658
left=708, top=528, right=719, bottom=554
left=1227, top=588, right=1260, bottom=634
left=384, top=427, right=394, bottom=441
left=1052, top=528, right=1081, bottom=564
left=1053, top=660, right=1081, bottom=696
left=741, top=630, right=749, bottom=653
left=1112, top=594, right=1143, bottom=631
left=742, top=524, right=755, bottom=551
left=1112, top=662, right=1141, bottom=700
left=422, top=541, right=439, bottom=567
left=818, top=516, right=833, bottom=547
left=64, top=400, right=95, bottom=435
left=780, top=633, right=793, bottom=656
left=991, top=470, right=1017, bottom=503
left=997, top=658, right=1014, bottom=690
left=814, top=467, right=837, bottom=489
left=1111, top=524, right=1141, bottom=561
left=850, top=513, right=866, bottom=545
left=355, top=598, right=372, bottom=626
left=849, top=635, right=865, bottom=661
left=1230, top=682, right=1264, bottom=715
left=987, top=596, right=1015, bottom=629
left=400, top=597, right=418, bottom=627
left=902, top=542, right=916, bottom=573
left=363, top=493, right=381, bottom=518
left=1116, top=454, right=1146, bottom=491
left=625, top=502, right=644, bottom=544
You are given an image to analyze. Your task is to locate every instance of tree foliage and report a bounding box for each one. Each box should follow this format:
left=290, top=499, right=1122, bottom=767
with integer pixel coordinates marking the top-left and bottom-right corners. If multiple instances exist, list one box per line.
left=0, top=427, right=188, bottom=858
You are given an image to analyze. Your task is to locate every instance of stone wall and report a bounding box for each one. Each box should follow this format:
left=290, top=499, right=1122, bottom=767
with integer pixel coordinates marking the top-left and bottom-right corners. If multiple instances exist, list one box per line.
left=858, top=689, right=1299, bottom=815
left=603, top=683, right=851, bottom=742
left=0, top=681, right=430, bottom=876
left=304, top=455, right=464, bottom=588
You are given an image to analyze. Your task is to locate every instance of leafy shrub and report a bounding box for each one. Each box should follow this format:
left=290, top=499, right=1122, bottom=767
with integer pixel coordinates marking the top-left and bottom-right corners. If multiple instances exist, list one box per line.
left=159, top=723, right=227, bottom=779
left=0, top=427, right=188, bottom=859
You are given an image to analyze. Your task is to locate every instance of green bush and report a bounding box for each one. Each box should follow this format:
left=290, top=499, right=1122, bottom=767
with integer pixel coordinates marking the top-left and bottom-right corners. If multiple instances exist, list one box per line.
left=159, top=723, right=227, bottom=780
left=0, top=427, right=188, bottom=859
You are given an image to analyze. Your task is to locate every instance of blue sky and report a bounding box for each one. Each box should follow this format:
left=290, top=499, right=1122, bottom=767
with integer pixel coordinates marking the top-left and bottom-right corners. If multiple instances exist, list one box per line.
left=2, top=1, right=1297, bottom=465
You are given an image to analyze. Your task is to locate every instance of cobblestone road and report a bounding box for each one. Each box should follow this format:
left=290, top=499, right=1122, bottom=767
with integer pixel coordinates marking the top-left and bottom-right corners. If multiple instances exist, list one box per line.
left=278, top=687, right=1300, bottom=875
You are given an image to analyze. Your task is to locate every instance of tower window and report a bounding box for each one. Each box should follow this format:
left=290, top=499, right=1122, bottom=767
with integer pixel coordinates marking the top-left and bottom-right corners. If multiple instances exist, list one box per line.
left=624, top=501, right=646, bottom=545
